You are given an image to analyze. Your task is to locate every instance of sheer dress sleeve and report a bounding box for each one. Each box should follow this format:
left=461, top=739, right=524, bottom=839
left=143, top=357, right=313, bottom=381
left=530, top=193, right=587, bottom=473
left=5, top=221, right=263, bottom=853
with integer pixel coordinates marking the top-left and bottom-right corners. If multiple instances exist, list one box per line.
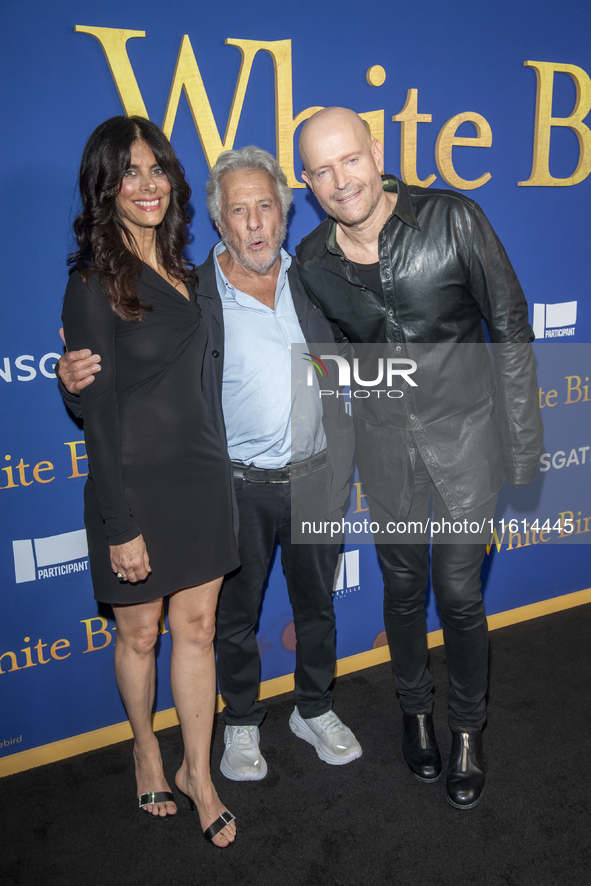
left=57, top=375, right=83, bottom=418
left=62, top=271, right=141, bottom=545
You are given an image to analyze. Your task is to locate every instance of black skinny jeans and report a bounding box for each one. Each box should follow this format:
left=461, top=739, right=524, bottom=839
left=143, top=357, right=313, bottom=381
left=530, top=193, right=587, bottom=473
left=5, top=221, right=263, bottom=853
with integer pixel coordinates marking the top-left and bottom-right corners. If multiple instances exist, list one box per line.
left=373, top=454, right=497, bottom=733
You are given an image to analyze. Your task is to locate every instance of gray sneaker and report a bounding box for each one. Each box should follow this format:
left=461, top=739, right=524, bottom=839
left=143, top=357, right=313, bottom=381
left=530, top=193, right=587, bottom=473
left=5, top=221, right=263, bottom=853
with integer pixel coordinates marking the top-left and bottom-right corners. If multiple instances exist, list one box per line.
left=289, top=707, right=362, bottom=765
left=220, top=725, right=268, bottom=781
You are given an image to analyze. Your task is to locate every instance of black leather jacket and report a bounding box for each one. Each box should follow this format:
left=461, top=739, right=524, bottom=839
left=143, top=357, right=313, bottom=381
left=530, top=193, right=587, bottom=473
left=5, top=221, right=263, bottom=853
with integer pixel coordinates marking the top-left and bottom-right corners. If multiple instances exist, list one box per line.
left=296, top=176, right=543, bottom=520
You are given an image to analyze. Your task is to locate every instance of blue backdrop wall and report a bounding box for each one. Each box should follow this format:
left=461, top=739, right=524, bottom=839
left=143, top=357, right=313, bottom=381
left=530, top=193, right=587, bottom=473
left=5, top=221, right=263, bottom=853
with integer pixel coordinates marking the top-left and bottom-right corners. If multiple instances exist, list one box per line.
left=1, top=0, right=589, bottom=764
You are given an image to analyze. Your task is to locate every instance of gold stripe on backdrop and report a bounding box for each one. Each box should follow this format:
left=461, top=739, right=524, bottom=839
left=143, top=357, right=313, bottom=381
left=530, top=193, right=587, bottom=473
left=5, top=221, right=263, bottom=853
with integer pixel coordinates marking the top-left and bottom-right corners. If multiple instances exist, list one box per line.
left=1, top=587, right=590, bottom=779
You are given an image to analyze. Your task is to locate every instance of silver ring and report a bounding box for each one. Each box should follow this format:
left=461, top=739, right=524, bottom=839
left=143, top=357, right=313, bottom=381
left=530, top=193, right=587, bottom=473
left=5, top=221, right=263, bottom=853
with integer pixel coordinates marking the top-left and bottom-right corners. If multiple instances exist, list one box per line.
left=116, top=572, right=128, bottom=581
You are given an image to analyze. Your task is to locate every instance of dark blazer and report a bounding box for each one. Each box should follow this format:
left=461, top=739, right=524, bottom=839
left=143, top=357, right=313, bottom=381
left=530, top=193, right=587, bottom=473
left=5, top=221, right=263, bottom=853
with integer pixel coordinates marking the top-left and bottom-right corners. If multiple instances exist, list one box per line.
left=196, top=247, right=355, bottom=520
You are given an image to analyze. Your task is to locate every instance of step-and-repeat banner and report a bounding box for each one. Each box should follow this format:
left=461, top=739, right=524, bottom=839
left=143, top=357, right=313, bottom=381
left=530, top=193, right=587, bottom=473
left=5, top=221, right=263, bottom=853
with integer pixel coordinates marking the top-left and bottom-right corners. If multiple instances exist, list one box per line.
left=1, top=0, right=589, bottom=761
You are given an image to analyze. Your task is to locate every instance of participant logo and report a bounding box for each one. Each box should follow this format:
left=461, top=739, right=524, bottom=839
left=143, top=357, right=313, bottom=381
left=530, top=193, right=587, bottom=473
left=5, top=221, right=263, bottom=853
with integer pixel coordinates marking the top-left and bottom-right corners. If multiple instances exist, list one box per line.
left=532, top=301, right=577, bottom=339
left=12, top=529, right=89, bottom=583
left=333, top=549, right=360, bottom=599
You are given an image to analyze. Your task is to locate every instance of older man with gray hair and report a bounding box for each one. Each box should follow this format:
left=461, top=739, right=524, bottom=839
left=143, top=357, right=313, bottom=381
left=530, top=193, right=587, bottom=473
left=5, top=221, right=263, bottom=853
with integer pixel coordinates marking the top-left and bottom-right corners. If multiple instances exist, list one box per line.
left=57, top=145, right=361, bottom=780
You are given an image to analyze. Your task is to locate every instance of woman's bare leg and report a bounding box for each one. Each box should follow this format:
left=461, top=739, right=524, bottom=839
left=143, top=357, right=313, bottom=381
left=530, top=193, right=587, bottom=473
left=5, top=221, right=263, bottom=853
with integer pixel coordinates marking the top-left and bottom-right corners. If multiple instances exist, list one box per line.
left=112, top=598, right=176, bottom=817
left=169, top=577, right=236, bottom=847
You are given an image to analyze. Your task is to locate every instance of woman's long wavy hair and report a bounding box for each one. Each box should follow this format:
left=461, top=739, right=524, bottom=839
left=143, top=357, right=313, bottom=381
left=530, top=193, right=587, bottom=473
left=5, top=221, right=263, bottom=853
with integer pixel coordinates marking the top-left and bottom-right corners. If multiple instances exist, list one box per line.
left=68, top=116, right=196, bottom=321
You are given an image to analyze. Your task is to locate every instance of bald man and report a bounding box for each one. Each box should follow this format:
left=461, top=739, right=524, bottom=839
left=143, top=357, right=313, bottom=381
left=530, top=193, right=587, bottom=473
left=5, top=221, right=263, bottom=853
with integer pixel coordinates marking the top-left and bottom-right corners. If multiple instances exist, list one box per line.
left=296, top=108, right=542, bottom=809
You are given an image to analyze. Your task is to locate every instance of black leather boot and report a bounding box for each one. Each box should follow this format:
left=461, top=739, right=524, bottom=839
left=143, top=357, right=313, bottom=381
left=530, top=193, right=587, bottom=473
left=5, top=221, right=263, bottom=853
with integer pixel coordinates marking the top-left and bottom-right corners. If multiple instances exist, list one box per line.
left=446, top=731, right=485, bottom=809
left=402, top=713, right=442, bottom=782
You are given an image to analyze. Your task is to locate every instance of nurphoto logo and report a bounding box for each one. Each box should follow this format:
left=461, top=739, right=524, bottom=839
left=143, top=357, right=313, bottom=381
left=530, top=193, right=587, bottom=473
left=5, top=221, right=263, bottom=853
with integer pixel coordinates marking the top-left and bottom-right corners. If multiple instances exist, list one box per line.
left=304, top=353, right=417, bottom=399
left=303, top=353, right=329, bottom=378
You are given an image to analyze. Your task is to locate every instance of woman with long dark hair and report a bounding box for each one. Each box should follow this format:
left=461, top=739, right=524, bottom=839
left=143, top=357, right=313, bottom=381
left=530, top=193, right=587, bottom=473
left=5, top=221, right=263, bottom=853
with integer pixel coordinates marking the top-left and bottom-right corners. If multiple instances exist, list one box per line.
left=62, top=116, right=239, bottom=847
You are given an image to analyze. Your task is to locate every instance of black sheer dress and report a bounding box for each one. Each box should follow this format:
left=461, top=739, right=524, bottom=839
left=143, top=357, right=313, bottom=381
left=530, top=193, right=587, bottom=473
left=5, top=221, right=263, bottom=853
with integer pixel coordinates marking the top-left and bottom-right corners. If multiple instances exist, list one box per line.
left=62, top=264, right=239, bottom=604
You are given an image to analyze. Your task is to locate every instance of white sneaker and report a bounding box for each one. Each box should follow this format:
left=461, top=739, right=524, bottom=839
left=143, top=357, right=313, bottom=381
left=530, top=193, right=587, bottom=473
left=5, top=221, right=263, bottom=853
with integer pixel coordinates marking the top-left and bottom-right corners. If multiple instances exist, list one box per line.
left=289, top=707, right=362, bottom=765
left=220, top=725, right=268, bottom=781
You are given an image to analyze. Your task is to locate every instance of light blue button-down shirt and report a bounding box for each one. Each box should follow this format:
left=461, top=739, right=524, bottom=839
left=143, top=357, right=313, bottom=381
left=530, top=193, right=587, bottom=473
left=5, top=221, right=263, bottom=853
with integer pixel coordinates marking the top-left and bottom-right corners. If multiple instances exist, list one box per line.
left=214, top=242, right=326, bottom=468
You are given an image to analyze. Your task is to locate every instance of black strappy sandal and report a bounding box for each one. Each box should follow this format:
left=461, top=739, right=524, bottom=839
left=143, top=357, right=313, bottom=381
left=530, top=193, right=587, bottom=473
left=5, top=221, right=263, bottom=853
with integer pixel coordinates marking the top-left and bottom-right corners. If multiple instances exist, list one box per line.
left=178, top=788, right=236, bottom=848
left=203, top=810, right=236, bottom=847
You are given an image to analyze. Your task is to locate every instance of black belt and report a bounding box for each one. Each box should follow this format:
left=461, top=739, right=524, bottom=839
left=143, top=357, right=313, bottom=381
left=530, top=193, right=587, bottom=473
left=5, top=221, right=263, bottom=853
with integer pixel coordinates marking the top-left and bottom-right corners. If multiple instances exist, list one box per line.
left=231, top=450, right=327, bottom=484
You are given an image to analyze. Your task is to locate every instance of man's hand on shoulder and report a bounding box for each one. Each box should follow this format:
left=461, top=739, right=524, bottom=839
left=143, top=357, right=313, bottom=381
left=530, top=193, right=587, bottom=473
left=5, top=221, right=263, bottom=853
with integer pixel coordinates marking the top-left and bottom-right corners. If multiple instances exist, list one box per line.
left=58, top=328, right=101, bottom=394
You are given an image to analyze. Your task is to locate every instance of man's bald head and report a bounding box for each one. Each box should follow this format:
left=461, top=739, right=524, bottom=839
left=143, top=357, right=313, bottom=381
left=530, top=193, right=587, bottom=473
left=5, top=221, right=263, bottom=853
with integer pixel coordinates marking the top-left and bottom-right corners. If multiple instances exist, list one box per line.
left=299, top=107, right=387, bottom=230
left=299, top=107, right=373, bottom=173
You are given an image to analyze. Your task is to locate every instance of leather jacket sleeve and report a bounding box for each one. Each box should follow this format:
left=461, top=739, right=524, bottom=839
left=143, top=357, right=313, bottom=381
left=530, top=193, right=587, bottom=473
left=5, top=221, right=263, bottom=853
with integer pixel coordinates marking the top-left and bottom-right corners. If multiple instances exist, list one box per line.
left=467, top=203, right=543, bottom=485
left=492, top=342, right=542, bottom=485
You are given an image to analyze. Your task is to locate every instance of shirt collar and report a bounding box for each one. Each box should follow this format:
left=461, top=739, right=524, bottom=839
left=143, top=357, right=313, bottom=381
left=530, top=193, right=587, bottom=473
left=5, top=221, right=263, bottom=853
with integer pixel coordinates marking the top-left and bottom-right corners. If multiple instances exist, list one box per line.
left=323, top=174, right=420, bottom=256
left=213, top=241, right=291, bottom=300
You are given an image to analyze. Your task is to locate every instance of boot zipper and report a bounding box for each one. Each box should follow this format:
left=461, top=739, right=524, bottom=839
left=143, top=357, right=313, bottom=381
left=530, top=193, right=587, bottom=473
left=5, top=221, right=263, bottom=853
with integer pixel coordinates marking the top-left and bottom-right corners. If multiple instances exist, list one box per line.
left=461, top=733, right=469, bottom=772
left=418, top=714, right=427, bottom=749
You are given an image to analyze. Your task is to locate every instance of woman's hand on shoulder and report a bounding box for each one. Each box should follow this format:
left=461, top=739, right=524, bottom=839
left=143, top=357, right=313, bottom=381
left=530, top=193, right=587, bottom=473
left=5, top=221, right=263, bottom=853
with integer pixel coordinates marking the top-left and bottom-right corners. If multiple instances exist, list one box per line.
left=110, top=534, right=152, bottom=583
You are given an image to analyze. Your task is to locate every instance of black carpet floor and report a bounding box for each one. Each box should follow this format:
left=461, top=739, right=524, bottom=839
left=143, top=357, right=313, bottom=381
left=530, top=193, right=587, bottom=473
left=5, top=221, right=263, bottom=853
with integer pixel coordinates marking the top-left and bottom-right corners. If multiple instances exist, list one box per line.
left=2, top=603, right=591, bottom=886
